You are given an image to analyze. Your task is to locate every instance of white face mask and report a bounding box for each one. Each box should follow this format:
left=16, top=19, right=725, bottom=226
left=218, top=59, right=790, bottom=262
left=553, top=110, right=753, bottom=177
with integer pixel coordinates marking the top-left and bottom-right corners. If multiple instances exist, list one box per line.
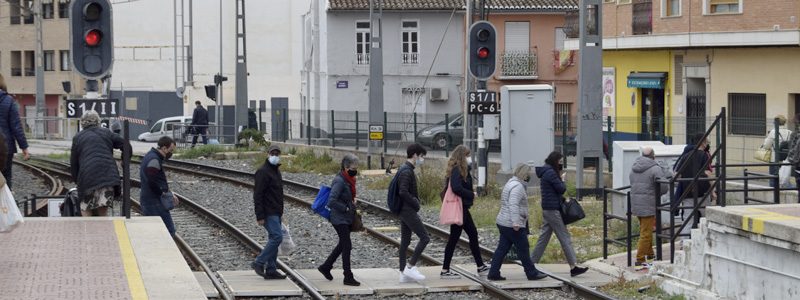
left=466, top=157, right=473, bottom=165
left=268, top=155, right=280, bottom=165
left=416, top=157, right=424, bottom=166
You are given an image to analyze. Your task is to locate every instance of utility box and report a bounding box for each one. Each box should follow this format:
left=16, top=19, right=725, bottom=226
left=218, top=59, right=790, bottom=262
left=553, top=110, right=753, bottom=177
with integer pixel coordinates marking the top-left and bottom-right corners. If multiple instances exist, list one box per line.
left=612, top=141, right=685, bottom=225
left=499, top=85, right=554, bottom=173
left=483, top=114, right=500, bottom=140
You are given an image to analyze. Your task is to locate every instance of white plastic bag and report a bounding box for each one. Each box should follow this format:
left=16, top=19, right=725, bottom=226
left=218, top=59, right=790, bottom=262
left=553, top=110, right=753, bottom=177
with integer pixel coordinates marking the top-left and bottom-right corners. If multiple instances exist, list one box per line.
left=278, top=224, right=296, bottom=256
left=0, top=184, right=24, bottom=233
left=779, top=162, right=792, bottom=187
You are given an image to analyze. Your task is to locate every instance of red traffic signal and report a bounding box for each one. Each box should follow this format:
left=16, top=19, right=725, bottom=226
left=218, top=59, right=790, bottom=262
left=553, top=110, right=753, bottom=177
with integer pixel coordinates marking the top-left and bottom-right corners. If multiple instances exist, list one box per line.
left=85, top=29, right=102, bottom=47
left=477, top=47, right=490, bottom=59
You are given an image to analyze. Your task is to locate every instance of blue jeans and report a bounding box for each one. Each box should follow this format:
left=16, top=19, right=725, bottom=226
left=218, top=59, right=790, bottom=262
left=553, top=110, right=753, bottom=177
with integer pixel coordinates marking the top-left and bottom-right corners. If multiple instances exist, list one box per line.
left=255, top=215, right=283, bottom=273
left=141, top=203, right=176, bottom=236
left=489, top=224, right=540, bottom=278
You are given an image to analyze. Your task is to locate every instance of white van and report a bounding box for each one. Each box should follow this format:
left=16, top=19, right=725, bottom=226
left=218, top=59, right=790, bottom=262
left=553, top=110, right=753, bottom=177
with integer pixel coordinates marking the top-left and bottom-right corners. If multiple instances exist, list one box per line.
left=138, top=116, right=192, bottom=142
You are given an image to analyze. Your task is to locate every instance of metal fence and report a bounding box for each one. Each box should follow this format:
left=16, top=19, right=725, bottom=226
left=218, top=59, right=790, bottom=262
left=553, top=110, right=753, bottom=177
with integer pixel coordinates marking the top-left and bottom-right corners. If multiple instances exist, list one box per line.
left=20, top=117, right=79, bottom=140
left=172, top=123, right=240, bottom=149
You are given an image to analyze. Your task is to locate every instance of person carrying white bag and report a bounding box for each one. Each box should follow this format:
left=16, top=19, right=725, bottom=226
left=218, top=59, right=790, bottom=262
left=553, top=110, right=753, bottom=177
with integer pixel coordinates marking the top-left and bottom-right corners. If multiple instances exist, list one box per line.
left=0, top=132, right=23, bottom=233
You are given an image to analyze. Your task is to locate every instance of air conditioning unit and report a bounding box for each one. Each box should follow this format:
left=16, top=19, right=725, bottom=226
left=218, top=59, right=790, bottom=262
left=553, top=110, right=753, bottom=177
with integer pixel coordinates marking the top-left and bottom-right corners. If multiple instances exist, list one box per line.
left=429, top=87, right=448, bottom=102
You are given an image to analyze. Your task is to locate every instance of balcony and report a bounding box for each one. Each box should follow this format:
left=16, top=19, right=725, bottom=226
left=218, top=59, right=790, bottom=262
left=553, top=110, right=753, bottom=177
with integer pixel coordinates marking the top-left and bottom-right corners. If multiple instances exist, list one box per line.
left=564, top=10, right=579, bottom=38
left=11, top=68, right=22, bottom=77
left=632, top=0, right=652, bottom=35
left=499, top=50, right=538, bottom=80
left=356, top=53, right=369, bottom=65
left=402, top=53, right=419, bottom=64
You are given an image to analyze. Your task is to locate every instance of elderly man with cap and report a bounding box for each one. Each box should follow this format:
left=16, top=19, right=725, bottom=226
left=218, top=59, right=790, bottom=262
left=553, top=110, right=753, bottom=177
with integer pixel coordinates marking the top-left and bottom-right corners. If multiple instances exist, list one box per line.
left=70, top=110, right=127, bottom=216
left=252, top=145, right=287, bottom=279
left=629, top=147, right=671, bottom=269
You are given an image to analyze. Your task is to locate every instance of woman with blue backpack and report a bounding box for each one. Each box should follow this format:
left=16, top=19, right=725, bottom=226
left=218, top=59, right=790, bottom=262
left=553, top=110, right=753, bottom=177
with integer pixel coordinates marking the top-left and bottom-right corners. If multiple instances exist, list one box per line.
left=317, top=153, right=361, bottom=286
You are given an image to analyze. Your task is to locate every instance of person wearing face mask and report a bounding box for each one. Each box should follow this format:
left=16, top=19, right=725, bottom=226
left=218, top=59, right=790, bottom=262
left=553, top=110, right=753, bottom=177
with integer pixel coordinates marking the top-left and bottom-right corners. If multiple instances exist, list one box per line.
left=439, top=145, right=489, bottom=279
left=139, top=136, right=179, bottom=235
left=395, top=143, right=430, bottom=283
left=70, top=110, right=128, bottom=217
left=318, top=153, right=361, bottom=286
left=252, top=145, right=287, bottom=280
left=530, top=151, right=589, bottom=277
left=488, top=163, right=548, bottom=281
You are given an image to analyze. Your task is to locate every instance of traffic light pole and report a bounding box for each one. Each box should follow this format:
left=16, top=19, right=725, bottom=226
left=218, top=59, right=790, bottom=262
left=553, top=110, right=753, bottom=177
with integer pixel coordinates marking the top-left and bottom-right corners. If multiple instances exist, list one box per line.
left=368, top=0, right=384, bottom=170
left=217, top=0, right=224, bottom=141
left=34, top=0, right=45, bottom=139
left=476, top=80, right=487, bottom=196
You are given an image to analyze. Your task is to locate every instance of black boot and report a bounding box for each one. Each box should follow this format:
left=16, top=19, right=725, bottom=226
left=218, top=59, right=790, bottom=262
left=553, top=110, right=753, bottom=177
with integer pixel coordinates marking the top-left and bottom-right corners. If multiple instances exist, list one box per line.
left=343, top=275, right=361, bottom=286
left=318, top=265, right=333, bottom=281
left=251, top=262, right=266, bottom=278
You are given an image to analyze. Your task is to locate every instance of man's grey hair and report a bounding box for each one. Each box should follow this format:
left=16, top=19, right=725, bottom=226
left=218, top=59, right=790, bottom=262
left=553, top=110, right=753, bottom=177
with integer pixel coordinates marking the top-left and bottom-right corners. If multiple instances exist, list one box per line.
left=341, top=153, right=359, bottom=170
left=80, top=110, right=101, bottom=128
left=513, top=163, right=532, bottom=179
left=642, top=147, right=655, bottom=158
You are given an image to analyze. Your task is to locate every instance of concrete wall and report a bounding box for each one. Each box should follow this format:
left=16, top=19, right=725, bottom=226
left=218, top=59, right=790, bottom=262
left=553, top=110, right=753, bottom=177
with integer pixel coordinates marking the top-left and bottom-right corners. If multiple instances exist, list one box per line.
left=320, top=11, right=465, bottom=115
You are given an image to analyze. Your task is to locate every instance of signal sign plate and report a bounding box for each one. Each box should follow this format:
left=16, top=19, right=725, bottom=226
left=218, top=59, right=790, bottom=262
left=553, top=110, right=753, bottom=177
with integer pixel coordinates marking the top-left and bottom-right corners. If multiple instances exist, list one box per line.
left=369, top=125, right=384, bottom=141
left=468, top=92, right=499, bottom=114
left=66, top=99, right=119, bottom=118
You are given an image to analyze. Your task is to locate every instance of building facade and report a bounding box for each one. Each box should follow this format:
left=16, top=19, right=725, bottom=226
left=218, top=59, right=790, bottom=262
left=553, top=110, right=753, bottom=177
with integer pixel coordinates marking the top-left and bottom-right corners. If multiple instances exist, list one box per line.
left=567, top=0, right=800, bottom=163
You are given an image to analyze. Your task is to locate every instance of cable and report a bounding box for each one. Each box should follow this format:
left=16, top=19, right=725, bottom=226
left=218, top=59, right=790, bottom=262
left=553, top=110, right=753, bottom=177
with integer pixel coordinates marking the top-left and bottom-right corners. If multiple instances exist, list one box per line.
left=388, top=7, right=457, bottom=158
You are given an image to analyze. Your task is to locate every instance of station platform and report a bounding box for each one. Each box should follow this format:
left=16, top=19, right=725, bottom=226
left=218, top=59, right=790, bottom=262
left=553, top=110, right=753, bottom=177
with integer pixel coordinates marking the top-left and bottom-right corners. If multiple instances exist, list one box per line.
left=0, top=217, right=206, bottom=300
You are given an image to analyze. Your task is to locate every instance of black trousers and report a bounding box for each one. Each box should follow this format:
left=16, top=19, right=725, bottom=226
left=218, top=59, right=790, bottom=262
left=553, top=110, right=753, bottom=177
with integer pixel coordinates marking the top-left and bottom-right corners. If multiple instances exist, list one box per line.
left=399, top=209, right=430, bottom=271
left=322, top=224, right=353, bottom=275
left=443, top=207, right=484, bottom=270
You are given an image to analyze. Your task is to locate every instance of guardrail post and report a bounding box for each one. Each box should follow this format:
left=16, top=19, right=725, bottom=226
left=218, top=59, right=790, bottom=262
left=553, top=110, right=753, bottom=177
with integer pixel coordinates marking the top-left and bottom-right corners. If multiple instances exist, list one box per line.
left=562, top=114, right=568, bottom=168
left=383, top=111, right=388, bottom=156
left=444, top=113, right=450, bottom=157
left=626, top=192, right=632, bottom=267
left=743, top=169, right=749, bottom=204
left=774, top=167, right=781, bottom=204
left=355, top=111, right=360, bottom=150
left=307, top=109, right=311, bottom=145
left=413, top=113, right=418, bottom=143
left=330, top=110, right=336, bottom=148
left=607, top=116, right=613, bottom=172
left=602, top=189, right=608, bottom=260
left=720, top=107, right=727, bottom=207
left=283, top=108, right=288, bottom=142
left=656, top=182, right=663, bottom=262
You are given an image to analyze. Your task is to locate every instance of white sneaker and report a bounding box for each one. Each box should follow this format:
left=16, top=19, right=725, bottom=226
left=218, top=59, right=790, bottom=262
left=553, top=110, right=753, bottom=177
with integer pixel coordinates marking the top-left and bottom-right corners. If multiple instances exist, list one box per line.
left=399, top=273, right=414, bottom=283
left=403, top=266, right=426, bottom=281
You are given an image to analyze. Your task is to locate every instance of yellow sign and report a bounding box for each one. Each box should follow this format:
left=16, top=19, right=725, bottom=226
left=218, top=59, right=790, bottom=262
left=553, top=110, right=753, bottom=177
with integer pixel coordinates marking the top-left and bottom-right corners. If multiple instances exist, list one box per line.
left=369, top=132, right=384, bottom=140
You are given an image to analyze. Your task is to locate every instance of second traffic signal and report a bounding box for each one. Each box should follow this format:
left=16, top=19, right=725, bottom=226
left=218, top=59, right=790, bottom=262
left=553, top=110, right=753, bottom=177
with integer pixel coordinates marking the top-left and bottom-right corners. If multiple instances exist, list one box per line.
left=70, top=0, right=113, bottom=79
left=468, top=21, right=497, bottom=81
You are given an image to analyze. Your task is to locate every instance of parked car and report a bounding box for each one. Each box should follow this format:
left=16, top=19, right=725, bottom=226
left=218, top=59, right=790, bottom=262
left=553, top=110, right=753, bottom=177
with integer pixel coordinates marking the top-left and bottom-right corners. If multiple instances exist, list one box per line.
left=416, top=113, right=465, bottom=150
left=138, top=116, right=193, bottom=142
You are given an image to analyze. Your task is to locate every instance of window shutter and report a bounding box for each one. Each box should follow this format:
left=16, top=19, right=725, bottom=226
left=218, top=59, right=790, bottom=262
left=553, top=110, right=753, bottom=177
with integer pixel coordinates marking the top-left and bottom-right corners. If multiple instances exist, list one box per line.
left=674, top=55, right=683, bottom=95
left=504, top=22, right=530, bottom=52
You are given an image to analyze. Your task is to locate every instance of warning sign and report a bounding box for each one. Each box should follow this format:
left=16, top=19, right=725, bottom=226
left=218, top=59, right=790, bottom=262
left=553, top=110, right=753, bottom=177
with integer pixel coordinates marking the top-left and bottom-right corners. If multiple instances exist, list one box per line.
left=369, top=125, right=384, bottom=141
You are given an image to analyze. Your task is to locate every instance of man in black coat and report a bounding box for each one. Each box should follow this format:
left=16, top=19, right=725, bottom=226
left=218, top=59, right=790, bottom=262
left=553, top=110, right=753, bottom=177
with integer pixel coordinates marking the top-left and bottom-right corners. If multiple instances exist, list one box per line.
left=395, top=143, right=430, bottom=283
left=190, top=101, right=209, bottom=147
left=252, top=145, right=287, bottom=280
left=70, top=110, right=127, bottom=216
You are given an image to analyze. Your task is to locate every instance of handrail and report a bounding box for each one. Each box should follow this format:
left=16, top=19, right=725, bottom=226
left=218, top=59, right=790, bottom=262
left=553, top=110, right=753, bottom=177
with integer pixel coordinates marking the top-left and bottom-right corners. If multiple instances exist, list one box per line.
left=602, top=186, right=632, bottom=266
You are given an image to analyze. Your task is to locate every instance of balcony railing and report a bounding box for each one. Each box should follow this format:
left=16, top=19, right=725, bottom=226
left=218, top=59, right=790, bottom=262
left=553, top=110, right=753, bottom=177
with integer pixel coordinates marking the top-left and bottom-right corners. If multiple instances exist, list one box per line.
left=632, top=0, right=652, bottom=35
left=11, top=68, right=22, bottom=77
left=402, top=53, right=419, bottom=64
left=24, top=68, right=34, bottom=76
left=499, top=50, right=538, bottom=79
left=356, top=53, right=369, bottom=65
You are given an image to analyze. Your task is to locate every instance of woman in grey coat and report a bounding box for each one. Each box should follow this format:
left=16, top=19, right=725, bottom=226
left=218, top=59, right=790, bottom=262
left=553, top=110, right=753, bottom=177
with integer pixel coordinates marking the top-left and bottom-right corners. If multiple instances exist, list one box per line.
left=318, top=153, right=361, bottom=286
left=487, top=163, right=548, bottom=281
left=629, top=147, right=670, bottom=266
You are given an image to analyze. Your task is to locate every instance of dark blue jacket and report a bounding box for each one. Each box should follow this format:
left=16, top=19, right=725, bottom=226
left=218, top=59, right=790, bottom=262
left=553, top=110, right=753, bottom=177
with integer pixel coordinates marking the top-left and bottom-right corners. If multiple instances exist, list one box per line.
left=328, top=172, right=356, bottom=226
left=0, top=91, right=28, bottom=154
left=192, top=106, right=209, bottom=126
left=536, top=164, right=566, bottom=210
left=139, top=148, right=170, bottom=209
left=253, top=161, right=284, bottom=219
left=449, top=166, right=475, bottom=208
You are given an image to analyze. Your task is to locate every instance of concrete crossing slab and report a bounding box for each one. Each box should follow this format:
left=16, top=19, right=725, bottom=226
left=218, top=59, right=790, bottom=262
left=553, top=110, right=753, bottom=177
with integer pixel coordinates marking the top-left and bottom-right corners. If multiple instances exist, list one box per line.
left=193, top=272, right=220, bottom=298
left=537, top=264, right=616, bottom=287
left=416, top=267, right=483, bottom=292
left=457, top=264, right=562, bottom=289
left=351, top=268, right=426, bottom=295
left=296, top=269, right=374, bottom=296
left=217, top=271, right=303, bottom=297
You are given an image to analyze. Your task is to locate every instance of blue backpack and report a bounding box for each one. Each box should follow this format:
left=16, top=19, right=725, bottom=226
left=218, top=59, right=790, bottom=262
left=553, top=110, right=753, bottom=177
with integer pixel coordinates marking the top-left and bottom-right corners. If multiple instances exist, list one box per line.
left=312, top=185, right=332, bottom=219
left=387, top=165, right=410, bottom=214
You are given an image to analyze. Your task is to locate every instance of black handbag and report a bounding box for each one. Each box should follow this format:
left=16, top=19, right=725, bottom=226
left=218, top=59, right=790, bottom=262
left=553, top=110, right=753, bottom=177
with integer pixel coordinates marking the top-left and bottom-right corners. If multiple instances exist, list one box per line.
left=161, top=192, right=175, bottom=211
left=560, top=197, right=585, bottom=225
left=350, top=210, right=364, bottom=232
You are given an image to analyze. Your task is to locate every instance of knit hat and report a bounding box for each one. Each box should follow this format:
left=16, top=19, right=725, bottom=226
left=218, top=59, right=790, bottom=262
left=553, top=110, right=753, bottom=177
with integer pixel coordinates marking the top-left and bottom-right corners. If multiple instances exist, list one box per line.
left=267, top=145, right=281, bottom=155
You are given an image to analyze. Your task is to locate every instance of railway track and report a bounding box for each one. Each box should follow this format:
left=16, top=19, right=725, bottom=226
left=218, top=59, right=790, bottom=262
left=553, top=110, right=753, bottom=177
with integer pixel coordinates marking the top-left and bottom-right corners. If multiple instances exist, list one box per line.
left=13, top=160, right=64, bottom=215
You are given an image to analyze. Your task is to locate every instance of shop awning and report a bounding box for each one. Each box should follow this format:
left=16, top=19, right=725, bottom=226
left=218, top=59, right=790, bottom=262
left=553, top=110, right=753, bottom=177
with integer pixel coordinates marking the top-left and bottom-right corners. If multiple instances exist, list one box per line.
left=627, top=72, right=667, bottom=89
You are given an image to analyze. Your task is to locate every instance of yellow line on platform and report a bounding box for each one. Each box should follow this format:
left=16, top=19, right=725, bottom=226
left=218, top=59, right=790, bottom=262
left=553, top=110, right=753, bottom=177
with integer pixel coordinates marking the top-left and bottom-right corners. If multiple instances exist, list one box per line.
left=740, top=208, right=798, bottom=234
left=114, top=220, right=149, bottom=300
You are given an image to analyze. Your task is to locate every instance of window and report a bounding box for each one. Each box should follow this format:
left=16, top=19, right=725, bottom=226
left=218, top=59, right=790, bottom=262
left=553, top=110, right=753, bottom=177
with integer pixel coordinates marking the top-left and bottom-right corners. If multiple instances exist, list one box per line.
left=59, top=0, right=71, bottom=18
left=355, top=21, right=370, bottom=65
left=505, top=22, right=530, bottom=52
left=43, top=51, right=54, bottom=71
left=24, top=51, right=34, bottom=76
left=706, top=0, right=741, bottom=14
left=618, top=0, right=632, bottom=4
left=603, top=0, right=616, bottom=3
left=662, top=0, right=680, bottom=17
left=126, top=97, right=138, bottom=111
left=11, top=51, right=22, bottom=76
left=674, top=55, right=683, bottom=95
left=401, top=20, right=419, bottom=64
left=42, top=2, right=54, bottom=19
left=23, top=0, right=34, bottom=24
left=728, top=93, right=766, bottom=136
left=10, top=0, right=21, bottom=24
left=150, top=122, right=163, bottom=133
left=555, top=103, right=572, bottom=133
left=60, top=50, right=70, bottom=71
left=554, top=27, right=566, bottom=51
